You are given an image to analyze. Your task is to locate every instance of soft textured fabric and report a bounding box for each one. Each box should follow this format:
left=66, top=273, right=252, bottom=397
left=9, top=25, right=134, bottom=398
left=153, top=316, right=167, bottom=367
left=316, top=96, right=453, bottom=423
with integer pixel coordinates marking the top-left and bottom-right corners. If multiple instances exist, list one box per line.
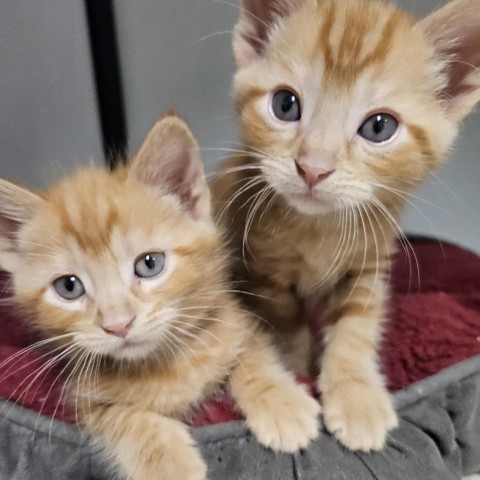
left=1, top=355, right=479, bottom=479
left=384, top=237, right=480, bottom=391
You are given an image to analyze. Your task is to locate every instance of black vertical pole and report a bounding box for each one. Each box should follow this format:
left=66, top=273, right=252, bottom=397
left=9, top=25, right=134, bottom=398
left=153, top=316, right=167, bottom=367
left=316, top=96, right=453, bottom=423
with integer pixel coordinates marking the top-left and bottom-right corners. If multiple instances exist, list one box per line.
left=85, top=0, right=127, bottom=168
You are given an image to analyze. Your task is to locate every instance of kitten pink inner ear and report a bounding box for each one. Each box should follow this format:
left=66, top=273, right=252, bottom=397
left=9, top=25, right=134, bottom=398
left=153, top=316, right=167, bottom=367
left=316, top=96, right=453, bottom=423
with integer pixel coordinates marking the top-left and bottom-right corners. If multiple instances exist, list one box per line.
left=0, top=179, right=43, bottom=271
left=419, top=0, right=480, bottom=121
left=234, top=0, right=302, bottom=66
left=130, top=115, right=211, bottom=220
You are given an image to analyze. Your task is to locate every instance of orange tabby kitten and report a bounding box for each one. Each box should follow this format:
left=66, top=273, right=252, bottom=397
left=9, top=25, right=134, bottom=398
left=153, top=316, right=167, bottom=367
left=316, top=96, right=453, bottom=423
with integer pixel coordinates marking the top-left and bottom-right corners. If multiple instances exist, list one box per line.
left=0, top=114, right=320, bottom=480
left=212, top=0, right=480, bottom=452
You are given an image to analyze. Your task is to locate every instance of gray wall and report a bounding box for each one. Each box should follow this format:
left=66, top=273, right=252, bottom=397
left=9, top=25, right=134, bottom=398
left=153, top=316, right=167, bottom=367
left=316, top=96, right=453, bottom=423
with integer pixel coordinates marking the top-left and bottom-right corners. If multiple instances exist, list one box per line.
left=0, top=0, right=103, bottom=189
left=113, top=0, right=238, bottom=171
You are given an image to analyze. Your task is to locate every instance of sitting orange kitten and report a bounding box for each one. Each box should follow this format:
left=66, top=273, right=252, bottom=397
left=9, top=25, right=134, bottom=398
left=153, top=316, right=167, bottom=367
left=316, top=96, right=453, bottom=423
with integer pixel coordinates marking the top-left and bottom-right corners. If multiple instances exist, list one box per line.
left=0, top=114, right=320, bottom=480
left=213, top=0, right=480, bottom=452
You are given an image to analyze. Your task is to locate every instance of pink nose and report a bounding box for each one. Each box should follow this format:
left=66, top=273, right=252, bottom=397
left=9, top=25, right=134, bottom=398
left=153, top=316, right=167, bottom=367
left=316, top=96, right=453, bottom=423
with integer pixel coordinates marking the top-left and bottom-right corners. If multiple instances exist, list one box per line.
left=295, top=161, right=334, bottom=188
left=102, top=317, right=135, bottom=338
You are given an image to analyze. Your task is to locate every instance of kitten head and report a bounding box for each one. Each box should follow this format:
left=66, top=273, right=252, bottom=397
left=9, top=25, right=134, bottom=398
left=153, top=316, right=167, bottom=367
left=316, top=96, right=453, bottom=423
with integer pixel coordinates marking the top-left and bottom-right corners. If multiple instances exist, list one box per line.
left=232, top=0, right=480, bottom=215
left=0, top=114, right=225, bottom=363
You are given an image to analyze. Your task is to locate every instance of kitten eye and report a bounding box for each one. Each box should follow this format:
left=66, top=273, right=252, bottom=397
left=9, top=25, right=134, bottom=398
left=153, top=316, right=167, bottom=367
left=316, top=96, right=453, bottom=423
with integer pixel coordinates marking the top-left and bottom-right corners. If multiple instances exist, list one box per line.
left=134, top=252, right=166, bottom=279
left=53, top=275, right=85, bottom=301
left=358, top=113, right=398, bottom=143
left=271, top=89, right=301, bottom=122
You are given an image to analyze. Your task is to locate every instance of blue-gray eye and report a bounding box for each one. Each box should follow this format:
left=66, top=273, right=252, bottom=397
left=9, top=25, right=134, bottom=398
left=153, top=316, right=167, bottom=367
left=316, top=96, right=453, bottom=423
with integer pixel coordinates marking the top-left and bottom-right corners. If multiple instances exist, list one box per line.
left=53, top=275, right=85, bottom=300
left=271, top=89, right=301, bottom=122
left=134, top=252, right=166, bottom=278
left=358, top=113, right=398, bottom=143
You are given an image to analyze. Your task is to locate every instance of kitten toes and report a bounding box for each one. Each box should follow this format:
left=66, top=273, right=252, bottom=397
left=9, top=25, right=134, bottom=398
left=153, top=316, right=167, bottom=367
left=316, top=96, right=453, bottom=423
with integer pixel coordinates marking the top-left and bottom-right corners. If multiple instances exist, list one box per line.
left=164, top=445, right=207, bottom=480
left=148, top=441, right=207, bottom=480
left=246, top=383, right=321, bottom=453
left=321, top=383, right=398, bottom=452
left=129, top=425, right=207, bottom=480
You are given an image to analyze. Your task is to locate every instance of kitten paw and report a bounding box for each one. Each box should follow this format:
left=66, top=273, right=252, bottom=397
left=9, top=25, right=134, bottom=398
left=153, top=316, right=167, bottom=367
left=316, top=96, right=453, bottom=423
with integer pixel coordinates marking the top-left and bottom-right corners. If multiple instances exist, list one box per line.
left=168, top=447, right=207, bottom=480
left=137, top=428, right=207, bottom=480
left=247, top=384, right=320, bottom=453
left=322, top=383, right=398, bottom=452
left=163, top=436, right=207, bottom=480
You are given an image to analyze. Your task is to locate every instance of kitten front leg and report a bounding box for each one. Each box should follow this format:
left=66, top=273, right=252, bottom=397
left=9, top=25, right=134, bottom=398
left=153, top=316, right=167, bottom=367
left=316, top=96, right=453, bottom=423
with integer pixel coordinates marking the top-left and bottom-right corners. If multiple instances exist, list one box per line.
left=85, top=405, right=207, bottom=480
left=319, top=269, right=398, bottom=452
left=229, top=327, right=321, bottom=453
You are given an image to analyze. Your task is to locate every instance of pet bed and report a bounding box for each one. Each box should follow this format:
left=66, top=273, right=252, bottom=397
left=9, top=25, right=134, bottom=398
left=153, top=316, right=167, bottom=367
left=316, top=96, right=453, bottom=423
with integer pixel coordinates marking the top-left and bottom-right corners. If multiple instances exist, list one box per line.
left=0, top=237, right=479, bottom=479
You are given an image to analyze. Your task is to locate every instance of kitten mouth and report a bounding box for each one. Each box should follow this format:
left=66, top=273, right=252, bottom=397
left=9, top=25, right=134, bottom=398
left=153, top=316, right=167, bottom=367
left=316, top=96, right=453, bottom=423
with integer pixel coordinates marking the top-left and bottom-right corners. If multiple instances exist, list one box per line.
left=291, top=188, right=331, bottom=205
left=107, top=337, right=153, bottom=361
left=121, top=336, right=153, bottom=351
left=285, top=188, right=336, bottom=215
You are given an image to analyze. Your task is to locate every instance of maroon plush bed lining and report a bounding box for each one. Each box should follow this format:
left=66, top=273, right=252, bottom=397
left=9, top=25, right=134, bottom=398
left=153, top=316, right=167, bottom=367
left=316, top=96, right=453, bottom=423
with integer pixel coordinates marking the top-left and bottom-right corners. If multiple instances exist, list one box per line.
left=0, top=237, right=479, bottom=427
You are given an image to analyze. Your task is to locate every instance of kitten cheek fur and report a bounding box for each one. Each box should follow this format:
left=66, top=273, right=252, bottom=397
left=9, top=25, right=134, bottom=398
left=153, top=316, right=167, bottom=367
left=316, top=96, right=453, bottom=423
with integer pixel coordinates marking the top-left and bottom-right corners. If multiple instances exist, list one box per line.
left=214, top=0, right=480, bottom=453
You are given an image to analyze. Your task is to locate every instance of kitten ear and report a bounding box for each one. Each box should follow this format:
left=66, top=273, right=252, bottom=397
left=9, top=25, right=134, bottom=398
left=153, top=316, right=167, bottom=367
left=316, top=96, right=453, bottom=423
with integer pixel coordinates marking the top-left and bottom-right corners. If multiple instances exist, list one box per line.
left=419, top=0, right=480, bottom=121
left=0, top=179, right=43, bottom=272
left=233, top=0, right=302, bottom=67
left=129, top=113, right=211, bottom=220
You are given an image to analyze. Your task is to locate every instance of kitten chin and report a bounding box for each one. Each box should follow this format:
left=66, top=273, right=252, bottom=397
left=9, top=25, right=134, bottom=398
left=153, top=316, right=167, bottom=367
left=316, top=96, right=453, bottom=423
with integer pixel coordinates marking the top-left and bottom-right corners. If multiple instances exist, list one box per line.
left=214, top=0, right=480, bottom=453
left=0, top=113, right=320, bottom=480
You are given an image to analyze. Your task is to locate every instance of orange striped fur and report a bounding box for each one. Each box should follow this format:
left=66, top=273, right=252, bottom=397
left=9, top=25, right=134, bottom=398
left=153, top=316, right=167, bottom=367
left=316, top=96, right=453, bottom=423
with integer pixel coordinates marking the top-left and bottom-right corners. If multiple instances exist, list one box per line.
left=0, top=115, right=320, bottom=480
left=213, top=0, right=480, bottom=452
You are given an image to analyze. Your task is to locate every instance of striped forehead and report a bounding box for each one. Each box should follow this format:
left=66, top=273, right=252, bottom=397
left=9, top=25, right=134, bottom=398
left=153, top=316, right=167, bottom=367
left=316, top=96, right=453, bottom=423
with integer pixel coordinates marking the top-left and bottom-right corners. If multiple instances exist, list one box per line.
left=275, top=0, right=413, bottom=87
left=47, top=172, right=121, bottom=255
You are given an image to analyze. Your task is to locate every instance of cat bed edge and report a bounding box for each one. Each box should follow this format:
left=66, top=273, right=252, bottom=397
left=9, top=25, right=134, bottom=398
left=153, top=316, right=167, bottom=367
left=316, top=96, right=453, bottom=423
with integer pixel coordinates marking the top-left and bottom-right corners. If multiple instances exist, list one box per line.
left=1, top=354, right=479, bottom=479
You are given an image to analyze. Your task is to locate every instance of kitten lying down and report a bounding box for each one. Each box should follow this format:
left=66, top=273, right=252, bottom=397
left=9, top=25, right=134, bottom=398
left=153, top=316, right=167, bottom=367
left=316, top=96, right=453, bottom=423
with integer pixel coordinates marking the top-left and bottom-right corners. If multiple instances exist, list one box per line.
left=0, top=114, right=319, bottom=480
